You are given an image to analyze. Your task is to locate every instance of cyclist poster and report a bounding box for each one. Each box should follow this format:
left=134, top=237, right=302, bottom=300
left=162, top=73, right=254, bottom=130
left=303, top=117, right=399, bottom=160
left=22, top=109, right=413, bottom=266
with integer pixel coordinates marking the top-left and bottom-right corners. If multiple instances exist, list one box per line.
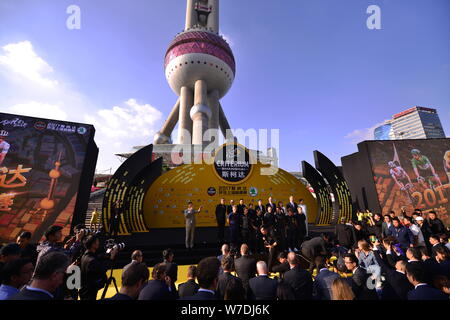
left=367, top=139, right=449, bottom=226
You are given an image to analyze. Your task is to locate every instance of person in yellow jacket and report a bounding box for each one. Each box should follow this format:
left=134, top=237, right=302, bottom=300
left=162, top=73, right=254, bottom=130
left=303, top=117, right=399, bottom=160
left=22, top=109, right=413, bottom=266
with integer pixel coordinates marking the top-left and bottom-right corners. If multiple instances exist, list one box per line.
left=90, top=207, right=100, bottom=231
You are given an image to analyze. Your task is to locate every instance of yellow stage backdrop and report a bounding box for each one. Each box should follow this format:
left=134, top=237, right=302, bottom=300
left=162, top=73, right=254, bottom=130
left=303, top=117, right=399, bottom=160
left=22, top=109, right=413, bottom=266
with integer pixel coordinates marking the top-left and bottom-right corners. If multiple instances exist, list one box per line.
left=143, top=162, right=318, bottom=229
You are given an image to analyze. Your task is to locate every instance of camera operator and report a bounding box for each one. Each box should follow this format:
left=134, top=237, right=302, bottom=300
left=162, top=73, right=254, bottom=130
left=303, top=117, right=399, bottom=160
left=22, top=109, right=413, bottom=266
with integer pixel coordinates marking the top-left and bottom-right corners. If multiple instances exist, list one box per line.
left=79, top=235, right=118, bottom=300
left=64, top=225, right=88, bottom=265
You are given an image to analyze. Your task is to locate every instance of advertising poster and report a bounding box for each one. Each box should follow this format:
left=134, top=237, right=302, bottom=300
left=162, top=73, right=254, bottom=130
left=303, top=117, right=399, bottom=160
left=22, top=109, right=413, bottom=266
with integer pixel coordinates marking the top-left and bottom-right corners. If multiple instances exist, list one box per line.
left=0, top=113, right=96, bottom=242
left=367, top=139, right=450, bottom=226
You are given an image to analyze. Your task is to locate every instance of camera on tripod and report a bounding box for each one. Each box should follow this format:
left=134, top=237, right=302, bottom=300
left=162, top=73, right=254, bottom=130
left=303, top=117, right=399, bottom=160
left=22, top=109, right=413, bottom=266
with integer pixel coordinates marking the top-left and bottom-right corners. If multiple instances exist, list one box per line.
left=105, top=239, right=126, bottom=254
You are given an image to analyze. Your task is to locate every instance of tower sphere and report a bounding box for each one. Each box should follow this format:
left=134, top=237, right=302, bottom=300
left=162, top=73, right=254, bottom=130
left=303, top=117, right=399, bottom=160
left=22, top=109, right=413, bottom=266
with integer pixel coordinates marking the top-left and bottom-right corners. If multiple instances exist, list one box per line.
left=164, top=30, right=235, bottom=99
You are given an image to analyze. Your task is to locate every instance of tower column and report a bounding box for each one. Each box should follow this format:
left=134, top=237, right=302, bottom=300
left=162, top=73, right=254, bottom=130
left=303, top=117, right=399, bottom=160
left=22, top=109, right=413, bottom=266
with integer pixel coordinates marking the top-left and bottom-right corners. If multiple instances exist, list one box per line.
left=219, top=103, right=234, bottom=142
left=185, top=0, right=198, bottom=30
left=190, top=80, right=211, bottom=145
left=207, top=0, right=219, bottom=33
left=207, top=89, right=220, bottom=147
left=154, top=98, right=180, bottom=144
left=178, top=86, right=194, bottom=144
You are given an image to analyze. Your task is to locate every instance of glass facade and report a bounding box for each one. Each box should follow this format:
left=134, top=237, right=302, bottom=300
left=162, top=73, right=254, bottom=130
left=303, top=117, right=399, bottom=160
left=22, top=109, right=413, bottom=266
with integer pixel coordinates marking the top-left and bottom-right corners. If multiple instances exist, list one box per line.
left=371, top=107, right=446, bottom=141
left=419, top=112, right=446, bottom=138
left=374, top=123, right=393, bottom=140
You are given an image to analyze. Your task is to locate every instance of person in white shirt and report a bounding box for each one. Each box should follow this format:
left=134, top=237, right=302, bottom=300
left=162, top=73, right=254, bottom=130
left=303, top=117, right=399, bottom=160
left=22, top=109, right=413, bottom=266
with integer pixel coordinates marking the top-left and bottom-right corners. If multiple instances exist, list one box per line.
left=403, top=217, right=426, bottom=247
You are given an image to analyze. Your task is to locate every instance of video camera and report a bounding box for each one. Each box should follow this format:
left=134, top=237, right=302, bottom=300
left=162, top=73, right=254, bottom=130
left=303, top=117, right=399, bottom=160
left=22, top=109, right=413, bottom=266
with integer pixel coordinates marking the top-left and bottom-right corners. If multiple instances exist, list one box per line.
left=105, top=239, right=126, bottom=254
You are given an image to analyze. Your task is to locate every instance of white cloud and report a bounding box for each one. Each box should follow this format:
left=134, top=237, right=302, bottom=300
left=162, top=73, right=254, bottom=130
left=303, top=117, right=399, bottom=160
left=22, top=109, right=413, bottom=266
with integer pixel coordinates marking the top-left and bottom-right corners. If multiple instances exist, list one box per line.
left=9, top=101, right=68, bottom=121
left=0, top=40, right=164, bottom=172
left=345, top=120, right=389, bottom=144
left=0, top=41, right=58, bottom=88
left=87, top=98, right=162, bottom=140
left=84, top=99, right=163, bottom=169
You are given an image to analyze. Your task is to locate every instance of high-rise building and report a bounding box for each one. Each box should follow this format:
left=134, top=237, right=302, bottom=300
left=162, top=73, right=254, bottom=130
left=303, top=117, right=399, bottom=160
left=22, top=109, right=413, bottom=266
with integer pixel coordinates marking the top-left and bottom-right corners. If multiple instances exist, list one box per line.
left=374, top=120, right=395, bottom=140
left=391, top=106, right=446, bottom=139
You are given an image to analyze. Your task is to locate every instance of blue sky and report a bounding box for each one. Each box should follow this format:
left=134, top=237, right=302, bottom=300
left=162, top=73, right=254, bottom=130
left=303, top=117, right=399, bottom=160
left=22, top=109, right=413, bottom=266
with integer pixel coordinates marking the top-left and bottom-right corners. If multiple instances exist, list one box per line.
left=0, top=0, right=449, bottom=172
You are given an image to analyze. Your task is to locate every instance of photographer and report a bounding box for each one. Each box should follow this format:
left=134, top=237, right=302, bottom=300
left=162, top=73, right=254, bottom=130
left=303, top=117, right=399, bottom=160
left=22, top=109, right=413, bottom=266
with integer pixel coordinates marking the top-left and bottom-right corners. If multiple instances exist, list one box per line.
left=79, top=235, right=118, bottom=300
left=64, top=225, right=88, bottom=264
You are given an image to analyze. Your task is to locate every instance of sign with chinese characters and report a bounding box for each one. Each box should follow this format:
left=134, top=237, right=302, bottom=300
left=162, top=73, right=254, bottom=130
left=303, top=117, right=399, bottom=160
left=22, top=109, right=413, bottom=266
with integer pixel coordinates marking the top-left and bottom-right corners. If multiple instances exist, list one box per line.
left=213, top=143, right=253, bottom=184
left=142, top=142, right=318, bottom=229
left=0, top=112, right=97, bottom=242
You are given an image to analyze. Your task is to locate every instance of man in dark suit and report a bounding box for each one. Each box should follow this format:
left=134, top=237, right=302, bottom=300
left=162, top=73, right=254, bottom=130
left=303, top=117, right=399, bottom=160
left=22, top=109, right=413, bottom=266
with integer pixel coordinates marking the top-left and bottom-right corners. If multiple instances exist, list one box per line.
left=373, top=250, right=413, bottom=300
left=429, top=235, right=445, bottom=259
left=178, top=265, right=199, bottom=298
left=234, top=244, right=256, bottom=294
left=263, top=206, right=276, bottom=230
left=10, top=251, right=69, bottom=300
left=227, top=199, right=235, bottom=216
left=271, top=252, right=290, bottom=278
left=427, top=211, right=446, bottom=235
left=286, top=195, right=297, bottom=215
left=419, top=247, right=441, bottom=283
left=283, top=252, right=313, bottom=300
left=16, top=231, right=37, bottom=266
left=181, top=257, right=221, bottom=300
left=300, top=234, right=330, bottom=272
left=344, top=254, right=378, bottom=300
left=295, top=206, right=307, bottom=247
left=228, top=206, right=242, bottom=253
left=217, top=255, right=240, bottom=299
left=260, top=225, right=278, bottom=272
left=110, top=200, right=123, bottom=238
left=123, top=250, right=144, bottom=272
left=237, top=199, right=246, bottom=214
left=138, top=263, right=175, bottom=300
left=312, top=256, right=340, bottom=300
left=215, top=198, right=227, bottom=244
left=255, top=199, right=266, bottom=215
left=162, top=248, right=178, bottom=296
left=248, top=261, right=277, bottom=300
left=406, top=262, right=448, bottom=300
left=335, top=218, right=355, bottom=249
left=105, top=262, right=149, bottom=300
left=266, top=196, right=276, bottom=213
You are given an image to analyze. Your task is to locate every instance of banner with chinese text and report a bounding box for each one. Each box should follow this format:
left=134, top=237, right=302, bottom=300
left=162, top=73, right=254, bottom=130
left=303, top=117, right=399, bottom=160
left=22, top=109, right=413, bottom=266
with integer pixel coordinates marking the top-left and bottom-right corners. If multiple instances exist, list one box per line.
left=0, top=112, right=96, bottom=243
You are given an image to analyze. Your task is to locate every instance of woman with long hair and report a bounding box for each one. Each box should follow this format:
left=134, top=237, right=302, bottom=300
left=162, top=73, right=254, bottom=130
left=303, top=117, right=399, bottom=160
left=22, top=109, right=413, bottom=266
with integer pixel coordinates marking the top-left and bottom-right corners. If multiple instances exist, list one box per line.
left=331, top=278, right=355, bottom=300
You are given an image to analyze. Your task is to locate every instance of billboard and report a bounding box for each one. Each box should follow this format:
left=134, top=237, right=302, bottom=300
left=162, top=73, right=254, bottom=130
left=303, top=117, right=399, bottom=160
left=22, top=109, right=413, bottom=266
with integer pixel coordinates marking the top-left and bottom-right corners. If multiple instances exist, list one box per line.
left=0, top=112, right=97, bottom=243
left=366, top=139, right=450, bottom=225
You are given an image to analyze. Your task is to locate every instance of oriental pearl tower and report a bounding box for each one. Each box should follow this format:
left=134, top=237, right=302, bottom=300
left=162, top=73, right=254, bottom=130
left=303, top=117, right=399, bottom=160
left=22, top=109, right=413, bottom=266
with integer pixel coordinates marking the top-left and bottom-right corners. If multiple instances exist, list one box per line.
left=153, top=0, right=235, bottom=147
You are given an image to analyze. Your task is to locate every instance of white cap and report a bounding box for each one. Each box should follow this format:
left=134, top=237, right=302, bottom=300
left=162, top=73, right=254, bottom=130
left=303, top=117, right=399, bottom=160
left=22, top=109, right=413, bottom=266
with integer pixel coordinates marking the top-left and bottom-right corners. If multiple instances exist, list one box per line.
left=415, top=217, right=424, bottom=221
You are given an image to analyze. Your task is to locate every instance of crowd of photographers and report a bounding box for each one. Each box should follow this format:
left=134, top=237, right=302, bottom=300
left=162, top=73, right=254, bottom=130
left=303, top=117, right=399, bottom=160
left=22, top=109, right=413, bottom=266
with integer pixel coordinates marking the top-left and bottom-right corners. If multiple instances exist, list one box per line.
left=0, top=206, right=449, bottom=301
left=0, top=224, right=121, bottom=300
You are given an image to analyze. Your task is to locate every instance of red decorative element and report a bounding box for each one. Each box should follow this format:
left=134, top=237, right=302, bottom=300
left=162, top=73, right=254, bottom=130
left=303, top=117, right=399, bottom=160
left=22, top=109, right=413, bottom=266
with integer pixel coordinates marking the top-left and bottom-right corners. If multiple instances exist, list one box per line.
left=165, top=31, right=235, bottom=74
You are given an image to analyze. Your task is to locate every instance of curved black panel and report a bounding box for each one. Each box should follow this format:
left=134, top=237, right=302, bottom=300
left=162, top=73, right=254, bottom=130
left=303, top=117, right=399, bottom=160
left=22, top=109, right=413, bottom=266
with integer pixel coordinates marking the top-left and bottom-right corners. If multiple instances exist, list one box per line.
left=314, top=150, right=353, bottom=223
left=302, top=161, right=333, bottom=225
left=102, top=144, right=154, bottom=235
left=124, top=157, right=163, bottom=232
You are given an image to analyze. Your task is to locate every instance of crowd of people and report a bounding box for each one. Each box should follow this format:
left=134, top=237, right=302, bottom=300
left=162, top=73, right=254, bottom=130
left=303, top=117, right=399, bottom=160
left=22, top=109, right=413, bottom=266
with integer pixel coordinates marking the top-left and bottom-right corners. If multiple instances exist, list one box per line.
left=0, top=200, right=449, bottom=300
